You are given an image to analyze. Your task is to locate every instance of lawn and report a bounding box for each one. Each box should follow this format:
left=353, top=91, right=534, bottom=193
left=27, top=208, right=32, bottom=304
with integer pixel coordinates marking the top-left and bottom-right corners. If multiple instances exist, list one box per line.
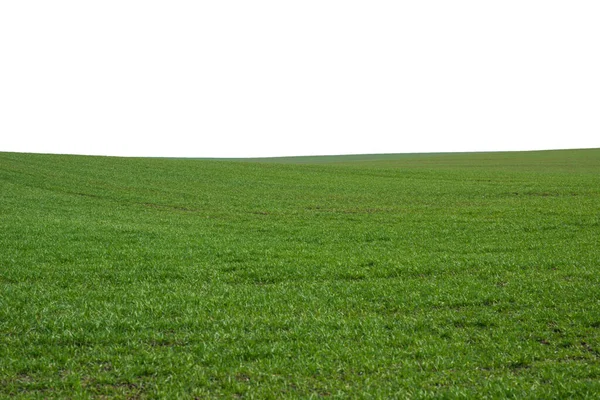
left=1, top=149, right=599, bottom=398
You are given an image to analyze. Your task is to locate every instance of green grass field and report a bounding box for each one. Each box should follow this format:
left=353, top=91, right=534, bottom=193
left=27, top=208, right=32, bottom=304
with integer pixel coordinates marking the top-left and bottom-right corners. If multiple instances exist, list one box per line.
left=1, top=149, right=599, bottom=398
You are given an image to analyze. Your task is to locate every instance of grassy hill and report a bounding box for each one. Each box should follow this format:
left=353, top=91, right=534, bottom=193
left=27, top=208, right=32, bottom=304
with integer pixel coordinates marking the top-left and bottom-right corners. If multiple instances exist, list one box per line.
left=1, top=149, right=599, bottom=398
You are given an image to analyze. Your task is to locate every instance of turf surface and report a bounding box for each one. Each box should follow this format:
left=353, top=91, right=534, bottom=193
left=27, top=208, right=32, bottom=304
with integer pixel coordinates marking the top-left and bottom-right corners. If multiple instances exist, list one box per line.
left=1, top=149, right=599, bottom=398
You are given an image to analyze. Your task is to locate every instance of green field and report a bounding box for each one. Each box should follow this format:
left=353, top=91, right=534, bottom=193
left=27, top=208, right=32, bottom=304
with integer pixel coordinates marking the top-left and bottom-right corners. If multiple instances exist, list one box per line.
left=1, top=149, right=599, bottom=398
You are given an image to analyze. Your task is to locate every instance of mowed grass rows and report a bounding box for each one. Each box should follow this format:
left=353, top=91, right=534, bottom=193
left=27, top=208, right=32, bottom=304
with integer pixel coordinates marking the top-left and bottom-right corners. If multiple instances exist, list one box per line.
left=1, top=149, right=599, bottom=398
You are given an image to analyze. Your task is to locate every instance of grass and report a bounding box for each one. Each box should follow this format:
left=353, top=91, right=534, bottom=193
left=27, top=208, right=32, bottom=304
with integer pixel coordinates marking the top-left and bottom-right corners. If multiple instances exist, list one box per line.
left=1, top=148, right=599, bottom=398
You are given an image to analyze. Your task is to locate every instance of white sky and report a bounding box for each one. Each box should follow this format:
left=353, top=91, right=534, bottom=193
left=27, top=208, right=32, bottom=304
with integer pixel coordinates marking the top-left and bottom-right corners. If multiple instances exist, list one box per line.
left=1, top=1, right=599, bottom=158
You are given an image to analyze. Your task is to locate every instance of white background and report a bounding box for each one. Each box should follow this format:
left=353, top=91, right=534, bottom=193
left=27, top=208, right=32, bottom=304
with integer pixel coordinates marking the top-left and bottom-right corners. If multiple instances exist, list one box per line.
left=1, top=1, right=599, bottom=158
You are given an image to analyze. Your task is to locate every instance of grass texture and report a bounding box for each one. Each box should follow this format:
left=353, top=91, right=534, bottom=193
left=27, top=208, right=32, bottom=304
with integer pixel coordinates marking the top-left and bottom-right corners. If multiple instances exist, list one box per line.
left=1, top=149, right=599, bottom=398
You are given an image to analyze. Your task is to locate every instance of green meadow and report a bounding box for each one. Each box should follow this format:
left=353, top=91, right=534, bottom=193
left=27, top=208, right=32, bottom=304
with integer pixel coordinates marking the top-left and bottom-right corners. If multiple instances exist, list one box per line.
left=1, top=149, right=599, bottom=398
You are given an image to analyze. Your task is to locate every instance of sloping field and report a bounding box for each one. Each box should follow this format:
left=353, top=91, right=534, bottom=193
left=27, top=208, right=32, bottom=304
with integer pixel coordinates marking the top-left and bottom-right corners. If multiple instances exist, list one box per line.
left=1, top=149, right=599, bottom=398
